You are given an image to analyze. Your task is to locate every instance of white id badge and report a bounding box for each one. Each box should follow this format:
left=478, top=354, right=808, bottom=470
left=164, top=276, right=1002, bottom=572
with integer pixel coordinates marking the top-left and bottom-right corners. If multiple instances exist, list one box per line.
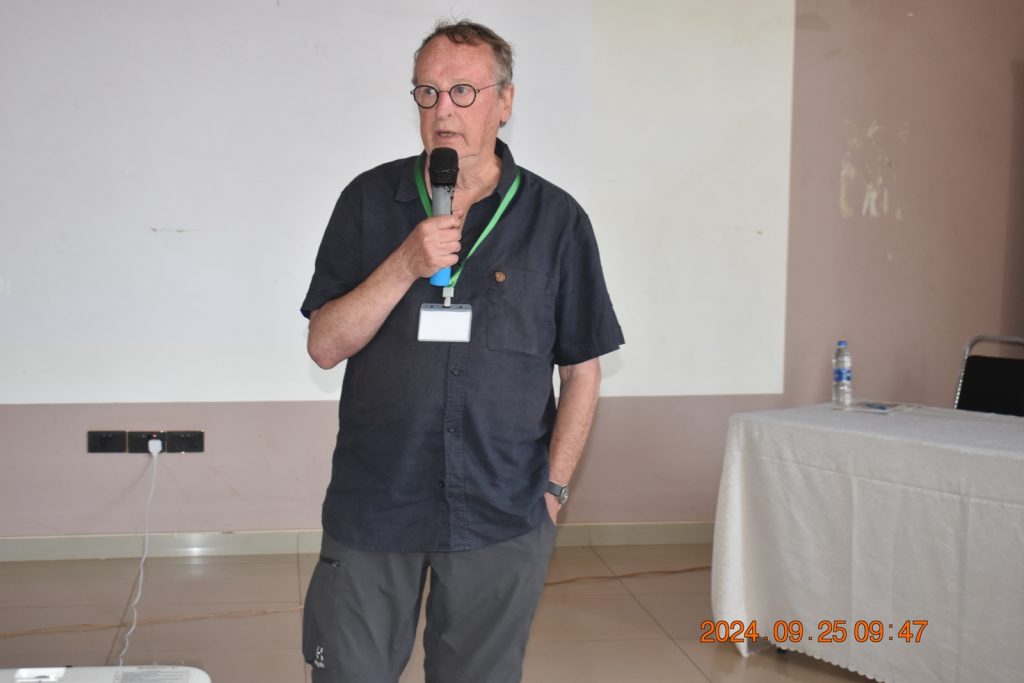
left=417, top=304, right=472, bottom=342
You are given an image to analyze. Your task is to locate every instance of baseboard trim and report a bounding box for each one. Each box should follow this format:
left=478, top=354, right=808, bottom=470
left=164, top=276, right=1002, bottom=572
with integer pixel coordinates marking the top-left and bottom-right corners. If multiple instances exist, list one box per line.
left=553, top=521, right=714, bottom=547
left=0, top=522, right=714, bottom=562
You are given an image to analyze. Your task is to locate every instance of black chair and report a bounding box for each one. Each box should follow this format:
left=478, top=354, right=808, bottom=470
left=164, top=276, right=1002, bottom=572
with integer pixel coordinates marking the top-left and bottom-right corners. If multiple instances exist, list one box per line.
left=953, top=335, right=1024, bottom=417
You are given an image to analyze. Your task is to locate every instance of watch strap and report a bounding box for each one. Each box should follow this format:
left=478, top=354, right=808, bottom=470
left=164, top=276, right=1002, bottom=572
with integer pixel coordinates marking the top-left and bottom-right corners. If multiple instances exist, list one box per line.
left=546, top=481, right=569, bottom=505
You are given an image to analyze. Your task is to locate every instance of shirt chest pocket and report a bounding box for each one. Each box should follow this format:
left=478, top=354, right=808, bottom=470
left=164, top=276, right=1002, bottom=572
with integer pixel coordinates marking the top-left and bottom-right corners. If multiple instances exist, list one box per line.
left=485, top=268, right=556, bottom=358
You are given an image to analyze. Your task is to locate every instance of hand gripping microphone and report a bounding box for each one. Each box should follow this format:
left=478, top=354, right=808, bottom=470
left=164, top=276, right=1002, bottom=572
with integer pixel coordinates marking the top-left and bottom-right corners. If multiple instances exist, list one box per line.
left=428, top=147, right=459, bottom=286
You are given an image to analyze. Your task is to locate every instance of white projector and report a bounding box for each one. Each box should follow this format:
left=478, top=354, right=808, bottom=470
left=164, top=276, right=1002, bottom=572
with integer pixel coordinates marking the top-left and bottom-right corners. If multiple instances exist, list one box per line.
left=0, top=667, right=210, bottom=682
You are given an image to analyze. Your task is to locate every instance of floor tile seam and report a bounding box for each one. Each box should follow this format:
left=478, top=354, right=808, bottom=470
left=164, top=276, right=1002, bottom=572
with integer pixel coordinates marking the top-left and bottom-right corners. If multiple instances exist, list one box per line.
left=143, top=556, right=300, bottom=565
left=127, top=600, right=303, bottom=609
left=670, top=638, right=715, bottom=683
left=540, top=590, right=631, bottom=598
left=107, top=639, right=304, bottom=654
left=622, top=587, right=714, bottom=598
left=588, top=545, right=622, bottom=578
left=0, top=573, right=141, bottom=581
left=537, top=592, right=651, bottom=607
left=593, top=561, right=713, bottom=597
left=628, top=590, right=680, bottom=642
left=93, top=605, right=304, bottom=659
left=540, top=544, right=626, bottom=593
left=540, top=581, right=626, bottom=598
left=0, top=619, right=126, bottom=642
left=139, top=566, right=301, bottom=575
left=546, top=559, right=618, bottom=574
left=529, top=635, right=679, bottom=644
left=0, top=657, right=111, bottom=668
left=596, top=565, right=678, bottom=578
left=0, top=600, right=141, bottom=608
left=115, top=646, right=305, bottom=655
left=0, top=563, right=137, bottom=573
left=0, top=600, right=303, bottom=620
left=130, top=596, right=305, bottom=607
left=585, top=544, right=696, bottom=593
left=110, top=604, right=304, bottom=627
left=591, top=546, right=712, bottom=564
left=544, top=548, right=621, bottom=581
left=531, top=636, right=682, bottom=644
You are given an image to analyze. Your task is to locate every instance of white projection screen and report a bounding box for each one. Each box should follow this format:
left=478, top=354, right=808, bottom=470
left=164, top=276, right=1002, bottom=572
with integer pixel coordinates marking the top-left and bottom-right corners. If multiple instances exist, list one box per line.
left=0, top=0, right=793, bottom=403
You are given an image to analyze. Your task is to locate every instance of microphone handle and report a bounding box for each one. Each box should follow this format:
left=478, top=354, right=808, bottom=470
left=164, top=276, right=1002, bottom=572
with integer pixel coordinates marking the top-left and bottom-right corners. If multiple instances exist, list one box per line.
left=429, top=184, right=455, bottom=286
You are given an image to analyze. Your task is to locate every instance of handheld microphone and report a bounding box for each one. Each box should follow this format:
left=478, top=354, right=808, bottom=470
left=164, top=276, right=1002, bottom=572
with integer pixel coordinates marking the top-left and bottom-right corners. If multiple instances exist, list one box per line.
left=428, top=147, right=459, bottom=286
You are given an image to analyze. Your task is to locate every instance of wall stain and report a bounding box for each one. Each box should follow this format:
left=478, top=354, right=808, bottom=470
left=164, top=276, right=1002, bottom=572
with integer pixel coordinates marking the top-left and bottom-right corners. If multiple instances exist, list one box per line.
left=149, top=227, right=206, bottom=234
left=839, top=119, right=909, bottom=221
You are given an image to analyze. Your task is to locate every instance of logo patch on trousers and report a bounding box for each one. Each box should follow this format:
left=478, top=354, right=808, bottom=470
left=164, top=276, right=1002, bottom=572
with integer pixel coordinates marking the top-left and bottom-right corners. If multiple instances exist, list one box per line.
left=314, top=645, right=326, bottom=669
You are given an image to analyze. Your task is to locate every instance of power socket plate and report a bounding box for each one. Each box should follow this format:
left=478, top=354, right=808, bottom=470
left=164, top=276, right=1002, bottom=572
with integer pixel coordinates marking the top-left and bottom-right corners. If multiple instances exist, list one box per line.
left=166, top=431, right=204, bottom=453
left=128, top=431, right=166, bottom=453
left=88, top=431, right=127, bottom=453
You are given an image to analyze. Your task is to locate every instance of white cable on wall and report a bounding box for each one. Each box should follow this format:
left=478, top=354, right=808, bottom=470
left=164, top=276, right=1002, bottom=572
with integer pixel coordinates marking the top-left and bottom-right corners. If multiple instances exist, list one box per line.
left=117, top=438, right=163, bottom=667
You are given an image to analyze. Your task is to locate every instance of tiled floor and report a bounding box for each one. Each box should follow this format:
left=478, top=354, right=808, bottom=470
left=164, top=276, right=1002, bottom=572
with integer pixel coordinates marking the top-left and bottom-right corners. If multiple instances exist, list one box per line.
left=0, top=544, right=872, bottom=682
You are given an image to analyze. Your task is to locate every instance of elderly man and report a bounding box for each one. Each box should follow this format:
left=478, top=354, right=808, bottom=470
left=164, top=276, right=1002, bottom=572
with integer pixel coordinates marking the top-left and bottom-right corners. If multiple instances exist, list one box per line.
left=300, top=19, right=623, bottom=683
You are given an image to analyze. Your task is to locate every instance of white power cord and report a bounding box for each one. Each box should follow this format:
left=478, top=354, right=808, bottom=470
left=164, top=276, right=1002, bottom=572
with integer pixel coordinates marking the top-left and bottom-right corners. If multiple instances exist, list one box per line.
left=117, top=437, right=162, bottom=667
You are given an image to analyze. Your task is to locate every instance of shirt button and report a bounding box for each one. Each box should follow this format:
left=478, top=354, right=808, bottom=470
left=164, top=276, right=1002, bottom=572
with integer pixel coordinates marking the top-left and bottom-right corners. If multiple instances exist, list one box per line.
left=451, top=368, right=460, bottom=376
left=437, top=480, right=445, bottom=489
left=446, top=426, right=456, bottom=433
left=494, top=271, right=506, bottom=283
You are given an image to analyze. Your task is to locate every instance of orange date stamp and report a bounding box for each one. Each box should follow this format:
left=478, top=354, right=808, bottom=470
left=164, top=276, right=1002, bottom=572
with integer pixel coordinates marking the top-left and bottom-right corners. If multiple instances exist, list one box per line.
left=700, top=619, right=928, bottom=644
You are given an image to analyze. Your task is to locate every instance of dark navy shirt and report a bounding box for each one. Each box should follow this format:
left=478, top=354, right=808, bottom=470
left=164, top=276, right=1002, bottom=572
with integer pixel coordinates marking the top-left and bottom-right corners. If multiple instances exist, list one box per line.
left=301, top=141, right=624, bottom=552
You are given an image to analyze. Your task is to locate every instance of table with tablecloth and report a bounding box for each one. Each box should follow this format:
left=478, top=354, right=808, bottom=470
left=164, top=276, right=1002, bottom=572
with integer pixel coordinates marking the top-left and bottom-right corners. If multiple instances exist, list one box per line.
left=711, top=404, right=1024, bottom=683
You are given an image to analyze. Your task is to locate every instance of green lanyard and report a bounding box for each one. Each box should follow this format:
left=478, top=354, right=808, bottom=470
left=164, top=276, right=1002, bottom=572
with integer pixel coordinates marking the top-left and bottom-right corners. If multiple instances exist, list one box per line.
left=414, top=155, right=521, bottom=288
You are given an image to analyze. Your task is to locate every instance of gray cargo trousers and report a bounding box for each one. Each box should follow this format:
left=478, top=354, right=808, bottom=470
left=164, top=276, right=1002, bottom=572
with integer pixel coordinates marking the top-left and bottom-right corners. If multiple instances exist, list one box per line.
left=303, top=517, right=557, bottom=683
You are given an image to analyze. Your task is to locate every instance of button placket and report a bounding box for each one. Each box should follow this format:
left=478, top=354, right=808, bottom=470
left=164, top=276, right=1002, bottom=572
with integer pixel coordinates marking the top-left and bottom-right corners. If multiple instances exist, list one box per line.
left=442, top=344, right=470, bottom=544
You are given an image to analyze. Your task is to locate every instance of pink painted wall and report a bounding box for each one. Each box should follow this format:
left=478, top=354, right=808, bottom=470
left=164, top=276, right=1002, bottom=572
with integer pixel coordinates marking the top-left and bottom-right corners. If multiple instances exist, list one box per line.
left=1, top=0, right=1022, bottom=536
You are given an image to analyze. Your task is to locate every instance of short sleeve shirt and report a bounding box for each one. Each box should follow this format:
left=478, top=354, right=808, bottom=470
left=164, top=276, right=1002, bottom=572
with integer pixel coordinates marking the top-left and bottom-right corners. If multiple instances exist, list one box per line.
left=302, top=140, right=624, bottom=552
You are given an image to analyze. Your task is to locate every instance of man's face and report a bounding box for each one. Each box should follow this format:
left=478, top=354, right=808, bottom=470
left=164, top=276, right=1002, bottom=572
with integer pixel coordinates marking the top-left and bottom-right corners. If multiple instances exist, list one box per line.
left=414, top=38, right=514, bottom=170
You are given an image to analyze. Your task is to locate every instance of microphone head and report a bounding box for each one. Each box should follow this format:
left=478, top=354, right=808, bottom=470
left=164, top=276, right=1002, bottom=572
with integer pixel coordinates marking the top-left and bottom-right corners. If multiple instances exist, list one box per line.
left=429, top=147, right=459, bottom=186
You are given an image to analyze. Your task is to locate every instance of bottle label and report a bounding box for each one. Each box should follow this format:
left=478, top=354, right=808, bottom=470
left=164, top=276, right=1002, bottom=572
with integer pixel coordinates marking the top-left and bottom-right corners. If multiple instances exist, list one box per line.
left=833, top=368, right=852, bottom=382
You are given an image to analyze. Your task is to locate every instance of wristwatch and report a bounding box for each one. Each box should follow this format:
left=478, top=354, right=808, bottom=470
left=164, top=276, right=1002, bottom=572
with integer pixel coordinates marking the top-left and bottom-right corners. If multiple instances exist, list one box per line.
left=546, top=481, right=570, bottom=506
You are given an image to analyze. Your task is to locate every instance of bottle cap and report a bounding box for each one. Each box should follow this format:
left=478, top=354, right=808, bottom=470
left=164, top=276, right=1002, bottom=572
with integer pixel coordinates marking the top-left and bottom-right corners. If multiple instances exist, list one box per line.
left=837, top=340, right=848, bottom=347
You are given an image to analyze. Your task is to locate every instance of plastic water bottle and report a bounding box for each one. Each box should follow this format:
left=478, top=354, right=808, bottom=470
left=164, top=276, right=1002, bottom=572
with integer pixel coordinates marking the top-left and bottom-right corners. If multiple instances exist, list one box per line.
left=832, top=340, right=853, bottom=409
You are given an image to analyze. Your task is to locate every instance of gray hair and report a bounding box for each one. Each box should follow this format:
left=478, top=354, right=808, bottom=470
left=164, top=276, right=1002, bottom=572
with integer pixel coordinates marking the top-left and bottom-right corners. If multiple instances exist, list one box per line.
left=413, top=20, right=514, bottom=89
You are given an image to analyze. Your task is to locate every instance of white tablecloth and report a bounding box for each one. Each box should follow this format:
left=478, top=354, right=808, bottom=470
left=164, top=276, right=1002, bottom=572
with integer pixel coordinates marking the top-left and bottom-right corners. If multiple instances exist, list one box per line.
left=711, top=404, right=1024, bottom=683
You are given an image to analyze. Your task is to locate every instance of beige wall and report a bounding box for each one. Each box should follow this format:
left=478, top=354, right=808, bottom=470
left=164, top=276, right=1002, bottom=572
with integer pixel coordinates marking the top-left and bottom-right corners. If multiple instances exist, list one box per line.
left=1, top=0, right=1022, bottom=537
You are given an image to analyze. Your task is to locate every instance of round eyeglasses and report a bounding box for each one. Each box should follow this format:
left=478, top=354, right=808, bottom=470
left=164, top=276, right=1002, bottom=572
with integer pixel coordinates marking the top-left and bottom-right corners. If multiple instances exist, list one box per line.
left=410, top=83, right=500, bottom=109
